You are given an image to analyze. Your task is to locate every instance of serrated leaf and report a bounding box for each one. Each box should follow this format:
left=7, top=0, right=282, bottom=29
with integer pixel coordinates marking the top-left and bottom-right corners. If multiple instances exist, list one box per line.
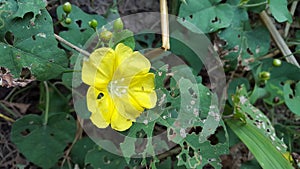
left=11, top=113, right=76, bottom=169
left=269, top=0, right=292, bottom=23
left=178, top=0, right=234, bottom=33
left=56, top=5, right=107, bottom=52
left=13, top=0, right=47, bottom=21
left=283, top=82, right=300, bottom=116
left=0, top=5, right=68, bottom=80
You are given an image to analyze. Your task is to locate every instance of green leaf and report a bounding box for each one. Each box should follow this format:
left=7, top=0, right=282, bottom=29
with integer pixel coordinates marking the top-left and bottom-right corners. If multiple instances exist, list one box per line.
left=0, top=3, right=68, bottom=80
left=218, top=8, right=270, bottom=65
left=70, top=137, right=95, bottom=167
left=283, top=82, right=300, bottom=116
left=252, top=59, right=300, bottom=105
left=269, top=0, right=292, bottom=23
left=226, top=120, right=293, bottom=169
left=85, top=147, right=129, bottom=169
left=56, top=5, right=107, bottom=52
left=226, top=86, right=293, bottom=169
left=178, top=0, right=234, bottom=33
left=11, top=113, right=76, bottom=169
left=13, top=0, right=47, bottom=21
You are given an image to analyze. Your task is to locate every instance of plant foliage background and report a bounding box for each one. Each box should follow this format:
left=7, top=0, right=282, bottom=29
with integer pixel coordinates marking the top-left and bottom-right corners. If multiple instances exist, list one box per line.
left=0, top=0, right=300, bottom=169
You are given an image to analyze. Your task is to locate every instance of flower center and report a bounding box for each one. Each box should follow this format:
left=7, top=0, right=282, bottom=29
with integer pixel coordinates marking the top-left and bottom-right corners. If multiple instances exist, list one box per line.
left=108, top=79, right=128, bottom=97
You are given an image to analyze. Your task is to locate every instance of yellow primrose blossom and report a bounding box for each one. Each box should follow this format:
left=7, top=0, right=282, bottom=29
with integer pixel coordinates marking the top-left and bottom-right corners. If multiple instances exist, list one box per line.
left=82, top=43, right=157, bottom=131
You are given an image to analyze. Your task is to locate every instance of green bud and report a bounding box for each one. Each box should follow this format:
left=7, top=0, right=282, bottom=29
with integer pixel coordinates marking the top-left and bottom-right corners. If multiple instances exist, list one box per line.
left=65, top=17, right=72, bottom=24
left=100, top=30, right=113, bottom=42
left=259, top=71, right=271, bottom=81
left=272, top=59, right=282, bottom=67
left=89, top=19, right=98, bottom=30
left=113, top=18, right=124, bottom=32
left=63, top=2, right=72, bottom=14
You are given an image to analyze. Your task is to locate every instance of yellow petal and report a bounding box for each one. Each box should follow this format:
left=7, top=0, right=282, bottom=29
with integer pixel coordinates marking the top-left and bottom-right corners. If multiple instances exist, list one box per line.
left=82, top=48, right=115, bottom=87
left=112, top=93, right=143, bottom=120
left=86, top=87, right=112, bottom=128
left=129, top=73, right=157, bottom=109
left=110, top=110, right=133, bottom=131
left=113, top=45, right=151, bottom=79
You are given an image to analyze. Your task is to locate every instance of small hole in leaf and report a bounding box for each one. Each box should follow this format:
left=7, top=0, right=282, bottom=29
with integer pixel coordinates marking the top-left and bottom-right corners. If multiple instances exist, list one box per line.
left=76, top=20, right=82, bottom=27
left=189, top=15, right=193, bottom=19
left=182, top=17, right=185, bottom=22
left=289, top=94, right=294, bottom=99
left=188, top=147, right=193, bottom=157
left=32, top=35, right=36, bottom=40
left=20, top=67, right=31, bottom=79
left=103, top=156, right=111, bottom=164
left=208, top=134, right=218, bottom=145
left=273, top=97, right=280, bottom=103
left=21, top=129, right=30, bottom=136
left=266, top=128, right=270, bottom=133
left=50, top=133, right=54, bottom=136
left=162, top=102, right=171, bottom=108
left=211, top=17, right=218, bottom=23
left=247, top=114, right=253, bottom=120
left=0, top=67, right=7, bottom=74
left=188, top=88, right=194, bottom=95
left=238, top=34, right=241, bottom=38
left=280, top=82, right=285, bottom=86
left=246, top=48, right=253, bottom=55
left=97, top=93, right=104, bottom=99
left=44, top=18, right=47, bottom=20
left=4, top=31, right=15, bottom=45
left=80, top=28, right=87, bottom=32
left=48, top=59, right=54, bottom=63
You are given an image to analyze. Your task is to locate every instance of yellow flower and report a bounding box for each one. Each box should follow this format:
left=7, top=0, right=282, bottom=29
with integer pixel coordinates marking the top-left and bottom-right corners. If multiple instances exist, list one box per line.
left=82, top=43, right=157, bottom=131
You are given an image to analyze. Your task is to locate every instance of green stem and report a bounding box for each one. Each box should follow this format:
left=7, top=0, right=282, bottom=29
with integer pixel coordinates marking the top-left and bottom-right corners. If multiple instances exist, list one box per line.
left=43, top=81, right=50, bottom=126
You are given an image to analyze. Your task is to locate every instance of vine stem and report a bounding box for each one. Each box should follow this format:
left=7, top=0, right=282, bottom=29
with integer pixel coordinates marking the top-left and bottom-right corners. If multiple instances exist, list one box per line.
left=259, top=11, right=300, bottom=67
left=43, top=81, right=49, bottom=126
left=54, top=34, right=91, bottom=57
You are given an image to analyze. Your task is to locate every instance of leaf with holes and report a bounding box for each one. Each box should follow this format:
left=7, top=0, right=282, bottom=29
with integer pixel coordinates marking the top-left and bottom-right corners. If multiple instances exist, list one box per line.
left=12, top=0, right=47, bottom=22
left=56, top=5, right=107, bottom=52
left=269, top=0, right=292, bottom=23
left=0, top=3, right=68, bottom=80
left=178, top=0, right=234, bottom=33
left=218, top=8, right=270, bottom=65
left=11, top=113, right=76, bottom=169
left=232, top=86, right=288, bottom=153
left=283, top=82, right=300, bottom=116
left=226, top=85, right=293, bottom=169
left=70, top=137, right=95, bottom=168
left=85, top=147, right=130, bottom=169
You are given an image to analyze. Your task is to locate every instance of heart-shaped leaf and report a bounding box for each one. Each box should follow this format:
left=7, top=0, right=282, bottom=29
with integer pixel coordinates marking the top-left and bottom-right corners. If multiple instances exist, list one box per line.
left=11, top=113, right=76, bottom=169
